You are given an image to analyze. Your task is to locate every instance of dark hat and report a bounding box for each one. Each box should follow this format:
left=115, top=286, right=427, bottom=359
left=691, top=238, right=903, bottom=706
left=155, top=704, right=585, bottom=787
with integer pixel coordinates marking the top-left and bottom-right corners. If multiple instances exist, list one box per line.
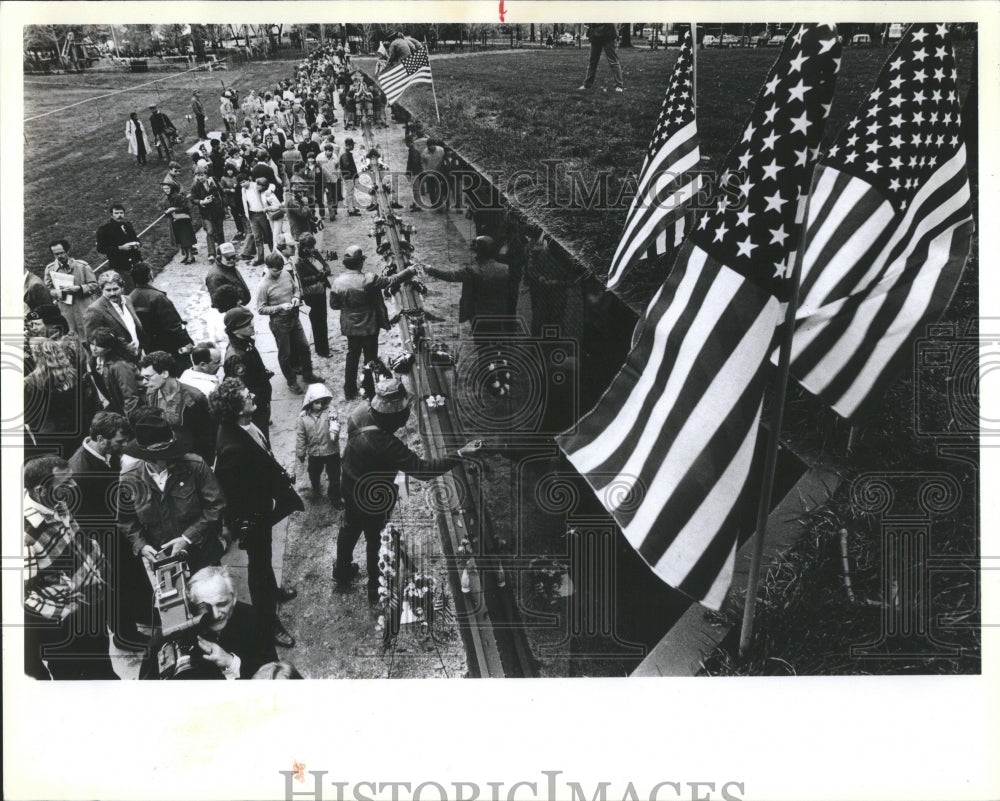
left=123, top=415, right=190, bottom=460
left=371, top=378, right=411, bottom=414
left=342, top=245, right=364, bottom=268
left=148, top=103, right=158, bottom=109
left=223, top=306, right=254, bottom=333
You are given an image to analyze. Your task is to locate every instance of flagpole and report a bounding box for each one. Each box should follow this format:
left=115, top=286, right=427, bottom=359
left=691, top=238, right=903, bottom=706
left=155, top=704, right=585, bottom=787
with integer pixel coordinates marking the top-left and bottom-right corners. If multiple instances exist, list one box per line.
left=738, top=169, right=818, bottom=658
left=691, top=24, right=697, bottom=114
left=425, top=38, right=441, bottom=123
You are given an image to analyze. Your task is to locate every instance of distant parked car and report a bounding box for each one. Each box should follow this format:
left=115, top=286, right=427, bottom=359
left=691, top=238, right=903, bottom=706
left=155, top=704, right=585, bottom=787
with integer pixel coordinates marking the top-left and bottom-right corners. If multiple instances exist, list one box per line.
left=558, top=32, right=575, bottom=45
left=721, top=34, right=743, bottom=47
left=703, top=34, right=720, bottom=47
left=665, top=33, right=679, bottom=45
left=767, top=31, right=788, bottom=46
left=851, top=33, right=872, bottom=46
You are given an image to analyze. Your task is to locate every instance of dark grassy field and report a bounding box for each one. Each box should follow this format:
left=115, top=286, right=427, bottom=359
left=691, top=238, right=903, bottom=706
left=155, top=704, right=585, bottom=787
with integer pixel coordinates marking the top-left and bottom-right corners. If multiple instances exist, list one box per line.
left=23, top=61, right=299, bottom=275
left=398, top=42, right=980, bottom=674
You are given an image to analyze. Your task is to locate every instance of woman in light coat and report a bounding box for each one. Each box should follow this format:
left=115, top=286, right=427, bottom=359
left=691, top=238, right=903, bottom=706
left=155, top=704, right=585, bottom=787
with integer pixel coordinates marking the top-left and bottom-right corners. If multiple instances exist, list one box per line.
left=125, top=112, right=148, bottom=166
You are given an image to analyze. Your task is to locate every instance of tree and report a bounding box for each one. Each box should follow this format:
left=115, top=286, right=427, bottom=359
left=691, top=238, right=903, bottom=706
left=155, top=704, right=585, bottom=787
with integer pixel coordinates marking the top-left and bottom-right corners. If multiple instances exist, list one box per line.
left=618, top=23, right=632, bottom=47
left=203, top=24, right=226, bottom=49
left=189, top=23, right=206, bottom=60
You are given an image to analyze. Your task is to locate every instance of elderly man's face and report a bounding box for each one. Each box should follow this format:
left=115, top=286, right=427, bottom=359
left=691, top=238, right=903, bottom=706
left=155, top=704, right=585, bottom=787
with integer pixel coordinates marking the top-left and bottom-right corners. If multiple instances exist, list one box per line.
left=100, top=280, right=123, bottom=302
left=196, top=581, right=236, bottom=633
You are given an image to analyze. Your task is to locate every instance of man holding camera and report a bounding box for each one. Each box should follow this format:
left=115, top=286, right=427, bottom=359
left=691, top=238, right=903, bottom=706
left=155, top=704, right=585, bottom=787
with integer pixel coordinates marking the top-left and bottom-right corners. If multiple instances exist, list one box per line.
left=140, top=567, right=277, bottom=679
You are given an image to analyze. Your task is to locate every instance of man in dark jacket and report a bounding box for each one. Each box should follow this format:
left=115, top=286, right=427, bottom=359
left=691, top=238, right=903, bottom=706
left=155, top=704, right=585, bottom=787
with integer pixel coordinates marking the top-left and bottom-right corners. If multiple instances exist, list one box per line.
left=293, top=232, right=332, bottom=357
left=205, top=242, right=251, bottom=306
left=67, top=411, right=151, bottom=650
left=138, top=351, right=216, bottom=464
left=128, top=263, right=193, bottom=361
left=191, top=168, right=226, bottom=262
left=95, top=205, right=142, bottom=290
left=222, top=306, right=273, bottom=436
left=329, top=245, right=414, bottom=399
left=578, top=23, right=624, bottom=92
left=423, top=236, right=515, bottom=337
left=337, top=378, right=482, bottom=602
left=140, top=567, right=277, bottom=679
left=338, top=137, right=360, bottom=215
left=148, top=103, right=176, bottom=160
left=84, top=270, right=148, bottom=356
left=192, top=90, right=207, bottom=139
left=210, top=378, right=302, bottom=647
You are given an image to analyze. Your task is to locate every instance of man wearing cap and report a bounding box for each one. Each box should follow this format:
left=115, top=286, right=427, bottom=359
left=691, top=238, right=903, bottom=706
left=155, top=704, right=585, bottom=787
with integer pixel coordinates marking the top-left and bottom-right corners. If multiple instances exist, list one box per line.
left=423, top=235, right=515, bottom=337
left=330, top=246, right=415, bottom=399
left=138, top=351, right=216, bottom=465
left=257, top=251, right=320, bottom=393
left=293, top=233, right=333, bottom=358
left=192, top=91, right=207, bottom=139
left=148, top=104, right=176, bottom=161
left=211, top=378, right=302, bottom=648
left=338, top=138, right=360, bottom=216
left=222, top=306, right=273, bottom=435
left=191, top=164, right=226, bottom=263
left=316, top=140, right=342, bottom=221
left=84, top=270, right=147, bottom=355
left=336, top=378, right=482, bottom=602
left=205, top=242, right=250, bottom=305
left=117, top=412, right=226, bottom=587
left=95, top=205, right=142, bottom=289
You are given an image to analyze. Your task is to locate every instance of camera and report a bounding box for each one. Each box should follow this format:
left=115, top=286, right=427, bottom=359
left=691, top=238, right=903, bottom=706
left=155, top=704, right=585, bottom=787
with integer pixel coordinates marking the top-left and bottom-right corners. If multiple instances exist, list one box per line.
left=150, top=548, right=207, bottom=679
left=915, top=321, right=992, bottom=437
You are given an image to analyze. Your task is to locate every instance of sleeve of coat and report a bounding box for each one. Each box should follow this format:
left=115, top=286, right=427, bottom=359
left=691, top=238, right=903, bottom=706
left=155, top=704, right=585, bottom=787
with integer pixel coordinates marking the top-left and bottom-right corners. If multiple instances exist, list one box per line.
left=295, top=416, right=306, bottom=462
left=111, top=361, right=142, bottom=416
left=117, top=468, right=150, bottom=556
left=178, top=458, right=225, bottom=546
left=78, top=261, right=99, bottom=297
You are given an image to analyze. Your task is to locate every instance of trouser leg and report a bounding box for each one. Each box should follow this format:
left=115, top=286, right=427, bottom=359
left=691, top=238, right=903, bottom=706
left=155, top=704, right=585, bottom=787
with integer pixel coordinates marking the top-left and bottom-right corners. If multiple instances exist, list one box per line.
left=307, top=298, right=329, bottom=356
left=245, top=522, right=277, bottom=626
left=604, top=40, right=624, bottom=88
left=584, top=41, right=603, bottom=87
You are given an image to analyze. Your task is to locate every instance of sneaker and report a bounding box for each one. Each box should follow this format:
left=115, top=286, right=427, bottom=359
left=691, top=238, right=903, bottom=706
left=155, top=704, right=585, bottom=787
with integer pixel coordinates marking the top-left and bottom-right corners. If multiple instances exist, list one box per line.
left=272, top=622, right=296, bottom=648
left=577, top=85, right=587, bottom=90
left=615, top=86, right=624, bottom=93
left=287, top=381, right=304, bottom=394
left=208, top=255, right=215, bottom=262
left=348, top=210, right=361, bottom=217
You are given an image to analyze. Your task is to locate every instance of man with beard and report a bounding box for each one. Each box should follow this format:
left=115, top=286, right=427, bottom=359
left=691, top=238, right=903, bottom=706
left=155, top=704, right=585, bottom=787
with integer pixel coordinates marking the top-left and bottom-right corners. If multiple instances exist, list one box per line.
left=44, top=238, right=99, bottom=338
left=95, top=205, right=142, bottom=291
left=221, top=306, right=273, bottom=437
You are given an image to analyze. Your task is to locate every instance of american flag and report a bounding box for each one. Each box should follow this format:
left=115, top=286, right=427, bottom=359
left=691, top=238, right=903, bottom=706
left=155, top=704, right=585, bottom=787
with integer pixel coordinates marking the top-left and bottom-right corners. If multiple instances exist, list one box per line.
left=558, top=25, right=842, bottom=609
left=378, top=45, right=433, bottom=105
left=781, top=23, right=974, bottom=418
left=606, top=25, right=703, bottom=294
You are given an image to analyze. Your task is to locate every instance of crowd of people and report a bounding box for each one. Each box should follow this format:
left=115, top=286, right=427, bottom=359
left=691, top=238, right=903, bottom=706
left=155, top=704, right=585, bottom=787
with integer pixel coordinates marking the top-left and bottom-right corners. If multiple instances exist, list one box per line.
left=22, top=34, right=575, bottom=680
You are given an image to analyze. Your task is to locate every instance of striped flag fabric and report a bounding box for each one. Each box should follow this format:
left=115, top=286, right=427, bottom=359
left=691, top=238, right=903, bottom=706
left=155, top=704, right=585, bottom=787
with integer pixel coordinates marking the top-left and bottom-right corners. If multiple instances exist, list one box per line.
left=781, top=23, right=974, bottom=419
left=378, top=45, right=433, bottom=105
left=606, top=25, right=703, bottom=294
left=558, top=25, right=842, bottom=609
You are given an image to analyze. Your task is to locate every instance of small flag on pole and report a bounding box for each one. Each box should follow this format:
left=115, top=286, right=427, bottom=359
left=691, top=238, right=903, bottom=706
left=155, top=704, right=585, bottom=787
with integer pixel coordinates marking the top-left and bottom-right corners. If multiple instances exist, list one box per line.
left=557, top=25, right=842, bottom=609
left=781, top=23, right=974, bottom=419
left=378, top=45, right=433, bottom=105
left=376, top=41, right=389, bottom=76
left=607, top=25, right=703, bottom=294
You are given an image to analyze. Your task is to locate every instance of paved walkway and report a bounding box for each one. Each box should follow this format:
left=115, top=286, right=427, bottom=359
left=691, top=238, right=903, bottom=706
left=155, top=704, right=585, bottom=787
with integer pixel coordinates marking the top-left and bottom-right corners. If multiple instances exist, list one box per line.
left=113, top=105, right=480, bottom=678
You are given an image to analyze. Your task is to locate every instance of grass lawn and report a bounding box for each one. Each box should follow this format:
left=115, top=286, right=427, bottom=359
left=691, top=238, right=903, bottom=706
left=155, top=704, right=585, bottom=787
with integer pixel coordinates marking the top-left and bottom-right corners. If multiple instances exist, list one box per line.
left=398, top=42, right=981, bottom=674
left=23, top=61, right=299, bottom=275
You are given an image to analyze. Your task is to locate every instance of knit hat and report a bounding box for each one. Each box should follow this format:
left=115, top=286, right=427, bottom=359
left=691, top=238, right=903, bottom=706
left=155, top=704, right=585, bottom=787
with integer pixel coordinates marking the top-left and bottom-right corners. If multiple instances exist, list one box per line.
left=343, top=245, right=364, bottom=268
left=223, top=306, right=254, bottom=333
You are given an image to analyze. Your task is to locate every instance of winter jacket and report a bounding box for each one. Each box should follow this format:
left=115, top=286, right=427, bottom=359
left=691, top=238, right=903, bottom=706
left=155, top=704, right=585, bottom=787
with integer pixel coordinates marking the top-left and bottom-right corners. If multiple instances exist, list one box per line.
left=295, top=383, right=340, bottom=460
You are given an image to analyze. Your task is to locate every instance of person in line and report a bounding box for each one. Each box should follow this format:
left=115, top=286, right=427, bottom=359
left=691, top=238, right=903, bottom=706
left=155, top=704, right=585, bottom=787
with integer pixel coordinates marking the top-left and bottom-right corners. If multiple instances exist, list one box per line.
left=219, top=164, right=249, bottom=239
left=128, top=263, right=193, bottom=361
left=179, top=342, right=223, bottom=397
left=240, top=175, right=277, bottom=265
left=140, top=566, right=278, bottom=679
left=125, top=111, right=148, bottom=166
left=295, top=382, right=342, bottom=506
left=117, top=411, right=226, bottom=574
left=292, top=232, right=332, bottom=358
left=66, top=411, right=152, bottom=651
left=95, top=204, right=142, bottom=291
left=23, top=455, right=119, bottom=680
left=88, top=327, right=141, bottom=416
left=205, top=242, right=251, bottom=306
left=221, top=306, right=273, bottom=436
left=329, top=245, right=414, bottom=400
left=577, top=24, right=625, bottom=93
left=44, top=238, right=99, bottom=337
left=338, top=137, right=360, bottom=216
left=336, top=379, right=482, bottom=602
left=316, top=140, right=342, bottom=221
left=23, top=337, right=96, bottom=458
left=161, top=182, right=197, bottom=264
left=191, top=164, right=226, bottom=263
left=84, top=271, right=146, bottom=356
left=257, top=251, right=320, bottom=394
left=137, top=350, right=216, bottom=464
left=211, top=379, right=302, bottom=648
